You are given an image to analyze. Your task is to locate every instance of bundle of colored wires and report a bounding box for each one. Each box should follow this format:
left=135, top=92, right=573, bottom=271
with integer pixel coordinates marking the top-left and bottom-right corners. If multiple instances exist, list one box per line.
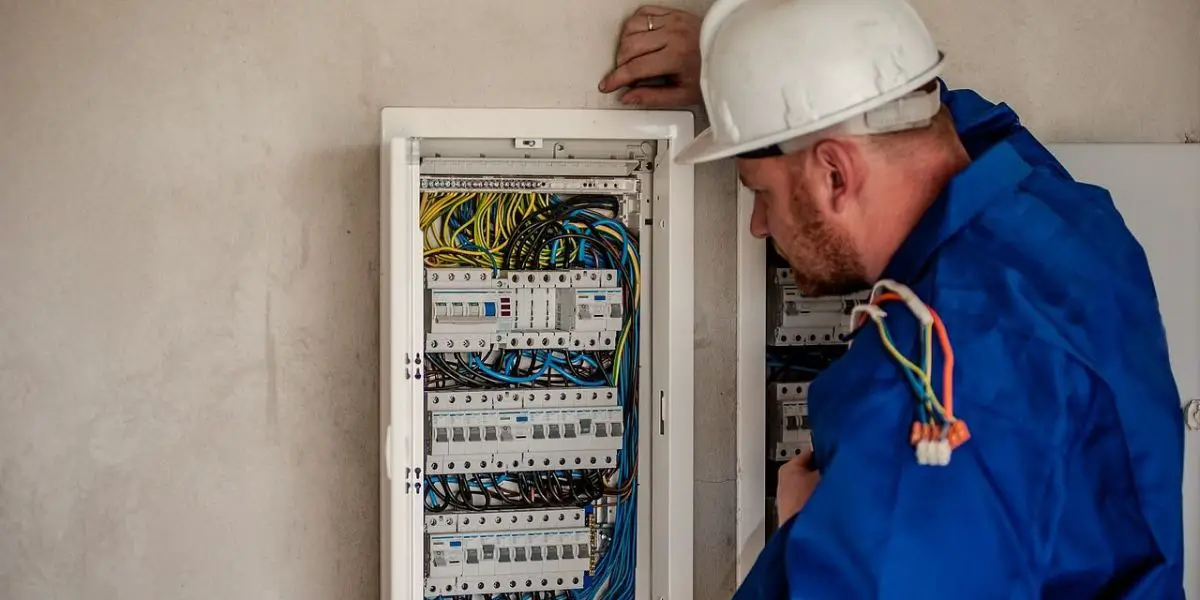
left=424, top=472, right=607, bottom=512
left=421, top=191, right=556, bottom=271
left=766, top=348, right=846, bottom=383
left=852, top=283, right=970, bottom=466
left=425, top=351, right=611, bottom=390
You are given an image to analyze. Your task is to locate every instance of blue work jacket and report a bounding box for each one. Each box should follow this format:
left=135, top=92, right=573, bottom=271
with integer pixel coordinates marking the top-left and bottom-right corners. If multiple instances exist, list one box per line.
left=735, top=84, right=1187, bottom=599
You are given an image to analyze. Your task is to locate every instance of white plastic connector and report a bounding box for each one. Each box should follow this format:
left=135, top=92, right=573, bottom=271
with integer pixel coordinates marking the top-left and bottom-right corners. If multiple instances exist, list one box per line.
left=934, top=440, right=952, bottom=466
left=870, top=279, right=933, bottom=326
left=915, top=439, right=952, bottom=467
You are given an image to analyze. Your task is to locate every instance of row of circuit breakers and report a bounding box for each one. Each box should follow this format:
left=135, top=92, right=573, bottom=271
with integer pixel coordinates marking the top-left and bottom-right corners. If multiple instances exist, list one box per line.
left=426, top=268, right=623, bottom=353
left=423, top=267, right=627, bottom=597
left=767, top=267, right=867, bottom=462
left=426, top=508, right=594, bottom=595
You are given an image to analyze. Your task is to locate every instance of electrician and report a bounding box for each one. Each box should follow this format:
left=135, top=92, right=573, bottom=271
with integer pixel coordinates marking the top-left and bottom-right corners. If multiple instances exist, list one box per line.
left=601, top=0, right=1186, bottom=598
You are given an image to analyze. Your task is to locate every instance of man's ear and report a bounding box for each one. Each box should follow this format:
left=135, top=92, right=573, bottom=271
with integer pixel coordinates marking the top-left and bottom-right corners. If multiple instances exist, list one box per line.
left=808, top=139, right=865, bottom=214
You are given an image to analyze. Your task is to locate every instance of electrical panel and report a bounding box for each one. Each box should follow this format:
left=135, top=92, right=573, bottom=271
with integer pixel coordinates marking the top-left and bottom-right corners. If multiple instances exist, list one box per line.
left=760, top=254, right=866, bottom=543
left=382, top=108, right=695, bottom=600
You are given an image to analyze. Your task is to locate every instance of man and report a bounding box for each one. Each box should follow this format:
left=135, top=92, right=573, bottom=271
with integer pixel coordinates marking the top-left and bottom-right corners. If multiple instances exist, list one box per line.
left=601, top=0, right=1186, bottom=598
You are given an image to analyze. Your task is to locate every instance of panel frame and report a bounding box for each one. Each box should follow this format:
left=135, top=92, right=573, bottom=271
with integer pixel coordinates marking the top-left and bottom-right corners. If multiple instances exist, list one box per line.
left=381, top=108, right=695, bottom=600
left=734, top=183, right=767, bottom=583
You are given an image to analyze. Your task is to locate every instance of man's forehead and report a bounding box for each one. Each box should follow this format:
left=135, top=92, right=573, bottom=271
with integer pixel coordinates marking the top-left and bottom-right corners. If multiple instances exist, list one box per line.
left=737, top=159, right=774, bottom=187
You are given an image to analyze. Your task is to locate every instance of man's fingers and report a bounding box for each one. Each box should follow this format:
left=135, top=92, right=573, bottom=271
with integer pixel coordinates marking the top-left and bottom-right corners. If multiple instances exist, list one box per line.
left=614, top=31, right=669, bottom=68
left=622, top=6, right=676, bottom=36
left=634, top=5, right=675, bottom=16
left=619, top=86, right=693, bottom=108
left=600, top=54, right=672, bottom=93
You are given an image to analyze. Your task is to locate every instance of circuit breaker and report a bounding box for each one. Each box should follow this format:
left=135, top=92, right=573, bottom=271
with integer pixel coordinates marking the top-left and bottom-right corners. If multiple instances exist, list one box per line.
left=767, top=267, right=866, bottom=346
left=767, top=382, right=811, bottom=461
left=382, top=108, right=696, bottom=600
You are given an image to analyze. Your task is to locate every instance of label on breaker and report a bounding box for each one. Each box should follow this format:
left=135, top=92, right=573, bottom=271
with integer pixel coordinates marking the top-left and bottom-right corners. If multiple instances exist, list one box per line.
left=425, top=386, right=620, bottom=411
left=427, top=406, right=625, bottom=474
left=425, top=528, right=591, bottom=597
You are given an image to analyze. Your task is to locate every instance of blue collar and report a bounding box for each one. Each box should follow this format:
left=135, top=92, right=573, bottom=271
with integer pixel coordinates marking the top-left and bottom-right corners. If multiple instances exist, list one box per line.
left=880, top=85, right=1035, bottom=283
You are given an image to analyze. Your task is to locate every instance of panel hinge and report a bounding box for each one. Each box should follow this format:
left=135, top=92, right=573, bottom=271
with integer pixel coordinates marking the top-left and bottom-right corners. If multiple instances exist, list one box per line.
left=404, top=466, right=424, bottom=495
left=404, top=352, right=424, bottom=380
left=1185, top=399, right=1200, bottom=431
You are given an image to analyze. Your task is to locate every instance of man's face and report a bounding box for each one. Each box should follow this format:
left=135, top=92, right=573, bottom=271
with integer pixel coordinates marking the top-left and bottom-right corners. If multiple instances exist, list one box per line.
left=738, top=155, right=868, bottom=297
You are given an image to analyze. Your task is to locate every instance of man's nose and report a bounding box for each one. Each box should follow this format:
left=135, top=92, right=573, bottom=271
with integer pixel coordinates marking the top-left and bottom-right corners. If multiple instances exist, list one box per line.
left=750, top=198, right=770, bottom=239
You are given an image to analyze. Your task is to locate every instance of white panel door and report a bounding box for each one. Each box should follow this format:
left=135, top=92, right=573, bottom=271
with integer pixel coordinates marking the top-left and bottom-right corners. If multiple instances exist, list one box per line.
left=1049, top=144, right=1200, bottom=599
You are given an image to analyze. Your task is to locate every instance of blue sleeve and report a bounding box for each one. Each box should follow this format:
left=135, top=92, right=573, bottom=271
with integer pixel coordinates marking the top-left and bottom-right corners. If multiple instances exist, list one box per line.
left=736, top=326, right=1091, bottom=600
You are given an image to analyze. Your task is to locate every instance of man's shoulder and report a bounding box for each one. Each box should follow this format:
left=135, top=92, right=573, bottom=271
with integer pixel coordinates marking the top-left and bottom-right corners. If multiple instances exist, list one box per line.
left=927, top=180, right=1170, bottom=389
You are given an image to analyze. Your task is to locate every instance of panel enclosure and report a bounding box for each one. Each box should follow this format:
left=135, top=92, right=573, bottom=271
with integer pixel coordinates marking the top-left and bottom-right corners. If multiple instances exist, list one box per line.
left=382, top=109, right=695, bottom=600
left=733, top=144, right=1200, bottom=596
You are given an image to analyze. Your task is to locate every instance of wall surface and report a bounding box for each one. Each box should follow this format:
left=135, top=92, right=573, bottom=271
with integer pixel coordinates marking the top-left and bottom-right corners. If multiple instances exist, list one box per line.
left=1, top=1, right=1197, bottom=599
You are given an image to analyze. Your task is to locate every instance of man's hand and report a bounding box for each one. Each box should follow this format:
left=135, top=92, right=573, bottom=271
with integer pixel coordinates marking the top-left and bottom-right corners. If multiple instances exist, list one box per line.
left=776, top=450, right=821, bottom=527
left=598, top=6, right=703, bottom=107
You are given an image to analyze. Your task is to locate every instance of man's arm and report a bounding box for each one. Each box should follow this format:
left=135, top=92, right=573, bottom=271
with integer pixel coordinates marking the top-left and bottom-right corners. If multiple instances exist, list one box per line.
left=738, top=328, right=1091, bottom=600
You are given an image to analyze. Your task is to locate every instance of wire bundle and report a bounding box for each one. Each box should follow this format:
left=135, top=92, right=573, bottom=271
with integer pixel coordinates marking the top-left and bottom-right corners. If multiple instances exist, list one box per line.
left=422, top=191, right=556, bottom=271
left=852, top=280, right=970, bottom=467
left=766, top=348, right=846, bottom=383
left=420, top=191, right=642, bottom=597
left=425, top=351, right=611, bottom=390
left=424, top=472, right=608, bottom=512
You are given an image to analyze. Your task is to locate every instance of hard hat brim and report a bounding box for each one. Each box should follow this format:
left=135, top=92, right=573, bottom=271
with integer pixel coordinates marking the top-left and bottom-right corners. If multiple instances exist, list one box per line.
left=674, top=58, right=944, bottom=165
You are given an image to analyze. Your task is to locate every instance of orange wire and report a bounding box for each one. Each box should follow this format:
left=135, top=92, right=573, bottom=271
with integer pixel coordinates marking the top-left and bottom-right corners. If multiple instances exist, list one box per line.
left=929, top=308, right=954, bottom=418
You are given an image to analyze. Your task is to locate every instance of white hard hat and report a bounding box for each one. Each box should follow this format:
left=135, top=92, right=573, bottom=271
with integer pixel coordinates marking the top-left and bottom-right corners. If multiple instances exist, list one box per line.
left=676, top=0, right=945, bottom=165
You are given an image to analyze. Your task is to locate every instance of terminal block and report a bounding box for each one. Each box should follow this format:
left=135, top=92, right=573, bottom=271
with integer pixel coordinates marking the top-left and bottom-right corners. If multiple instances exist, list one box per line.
left=425, top=508, right=587, bottom=535
left=425, top=386, right=620, bottom=411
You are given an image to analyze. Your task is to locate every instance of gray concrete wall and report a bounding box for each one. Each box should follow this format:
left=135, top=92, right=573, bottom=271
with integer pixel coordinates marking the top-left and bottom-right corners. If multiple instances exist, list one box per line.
left=1, top=0, right=1197, bottom=598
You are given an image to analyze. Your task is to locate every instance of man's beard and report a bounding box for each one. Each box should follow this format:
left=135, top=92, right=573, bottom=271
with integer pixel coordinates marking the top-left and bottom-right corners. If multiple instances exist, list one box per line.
left=773, top=212, right=868, bottom=298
